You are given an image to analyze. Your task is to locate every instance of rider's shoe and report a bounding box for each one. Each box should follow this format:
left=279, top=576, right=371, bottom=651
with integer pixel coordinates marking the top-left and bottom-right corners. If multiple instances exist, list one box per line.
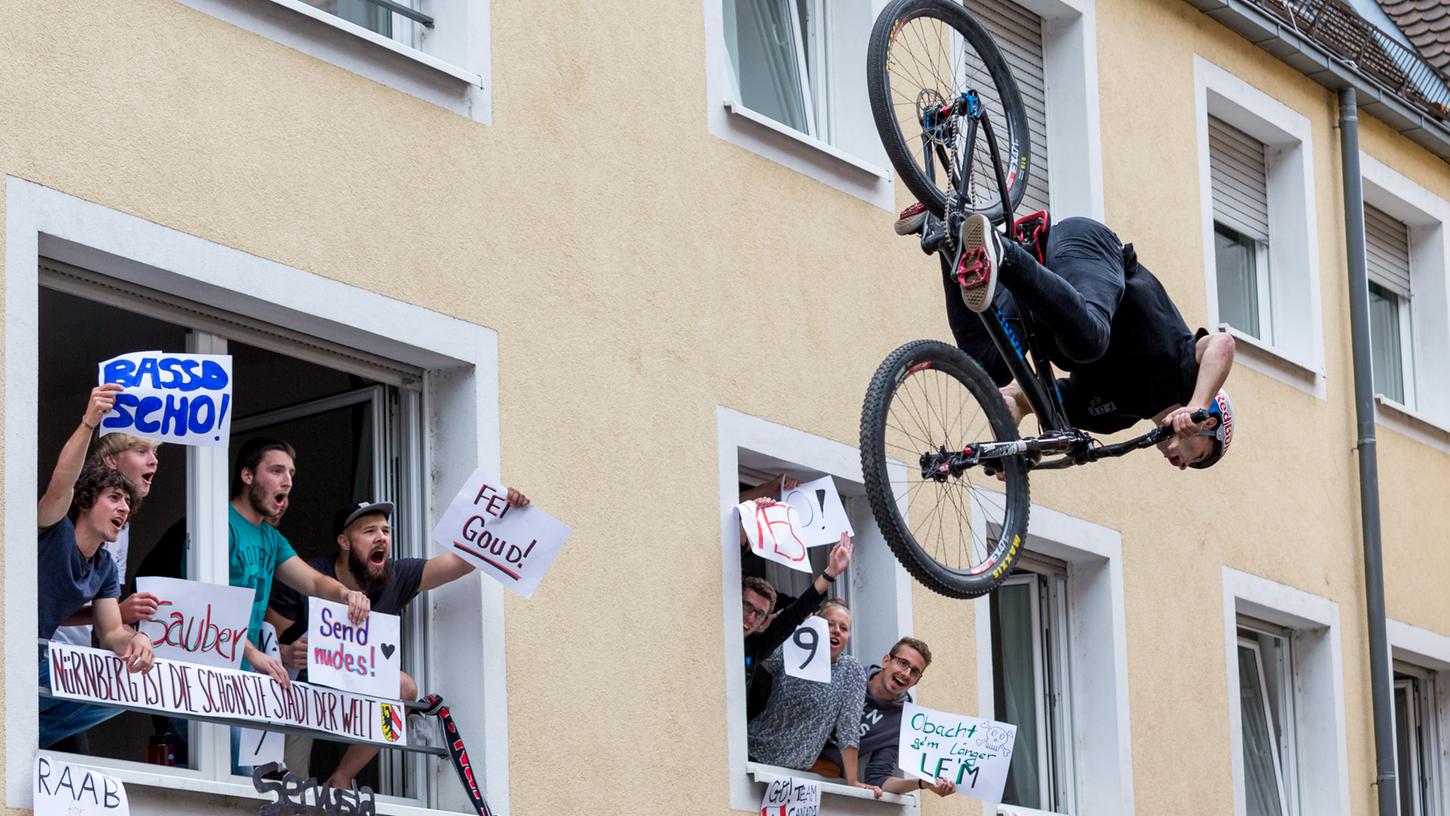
left=956, top=213, right=1001, bottom=313
left=895, top=202, right=927, bottom=236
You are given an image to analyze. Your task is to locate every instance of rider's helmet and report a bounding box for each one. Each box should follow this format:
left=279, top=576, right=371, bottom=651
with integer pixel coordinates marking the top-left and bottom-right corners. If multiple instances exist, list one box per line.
left=1189, top=389, right=1235, bottom=469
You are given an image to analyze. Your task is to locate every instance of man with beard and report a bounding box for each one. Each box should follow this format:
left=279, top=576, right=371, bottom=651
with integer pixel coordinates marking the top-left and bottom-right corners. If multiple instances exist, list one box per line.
left=267, top=488, right=529, bottom=789
left=815, top=637, right=957, bottom=798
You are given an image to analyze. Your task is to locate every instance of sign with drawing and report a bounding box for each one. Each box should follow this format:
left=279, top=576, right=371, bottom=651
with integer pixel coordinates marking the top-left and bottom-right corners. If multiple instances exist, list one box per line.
left=97, top=351, right=233, bottom=447
left=430, top=470, right=571, bottom=599
left=136, top=576, right=253, bottom=669
left=47, top=642, right=407, bottom=747
left=736, top=499, right=812, bottom=573
left=780, top=476, right=854, bottom=548
left=34, top=756, right=128, bottom=816
left=759, top=777, right=819, bottom=816
left=307, top=600, right=401, bottom=700
left=782, top=616, right=831, bottom=683
left=898, top=702, right=1016, bottom=803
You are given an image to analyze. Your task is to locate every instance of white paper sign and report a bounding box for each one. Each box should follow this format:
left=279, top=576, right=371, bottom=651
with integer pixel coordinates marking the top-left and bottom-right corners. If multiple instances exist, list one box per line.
left=782, top=617, right=831, bottom=683
left=780, top=476, right=854, bottom=547
left=97, top=351, right=234, bottom=447
left=136, top=577, right=254, bottom=669
left=307, top=599, right=401, bottom=700
left=899, top=702, right=1017, bottom=803
left=430, top=470, right=571, bottom=598
left=736, top=499, right=812, bottom=573
left=237, top=622, right=286, bottom=768
left=47, top=642, right=407, bottom=747
left=34, top=756, right=128, bottom=816
left=759, top=777, right=820, bottom=816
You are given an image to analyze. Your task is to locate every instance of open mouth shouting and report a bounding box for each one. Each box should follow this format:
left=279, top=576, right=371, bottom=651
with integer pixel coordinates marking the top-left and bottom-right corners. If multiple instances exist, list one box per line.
left=139, top=469, right=156, bottom=492
left=367, top=545, right=388, bottom=570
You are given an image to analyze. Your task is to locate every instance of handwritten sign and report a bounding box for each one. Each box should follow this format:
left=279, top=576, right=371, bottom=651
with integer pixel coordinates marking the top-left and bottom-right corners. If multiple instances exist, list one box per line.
left=97, top=351, right=233, bottom=447
left=430, top=470, right=571, bottom=599
left=34, top=756, right=128, bottom=816
left=46, top=642, right=406, bottom=747
left=252, top=762, right=376, bottom=816
left=759, top=777, right=820, bottom=816
left=307, top=600, right=401, bottom=699
left=736, top=499, right=812, bottom=573
left=783, top=617, right=831, bottom=683
left=136, top=577, right=253, bottom=669
left=237, top=622, right=286, bottom=768
left=898, top=702, right=1016, bottom=803
left=780, top=476, right=854, bottom=548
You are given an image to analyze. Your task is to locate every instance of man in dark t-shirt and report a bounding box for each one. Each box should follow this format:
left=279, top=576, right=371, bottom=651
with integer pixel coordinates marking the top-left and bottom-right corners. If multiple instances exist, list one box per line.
left=921, top=212, right=1238, bottom=470
left=268, top=489, right=530, bottom=790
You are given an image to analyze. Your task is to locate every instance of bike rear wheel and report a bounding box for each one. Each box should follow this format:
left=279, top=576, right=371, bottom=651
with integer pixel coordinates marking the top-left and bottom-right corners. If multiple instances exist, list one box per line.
left=866, top=0, right=1032, bottom=225
left=860, top=339, right=1030, bottom=598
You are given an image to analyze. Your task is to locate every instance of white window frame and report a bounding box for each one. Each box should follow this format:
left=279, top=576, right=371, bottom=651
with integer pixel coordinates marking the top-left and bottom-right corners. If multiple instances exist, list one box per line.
left=973, top=499, right=1135, bottom=816
left=1195, top=55, right=1325, bottom=397
left=5, top=177, right=507, bottom=815
left=703, top=0, right=1105, bottom=216
left=1221, top=568, right=1349, bottom=816
left=1387, top=619, right=1450, bottom=816
left=1360, top=153, right=1450, bottom=444
left=177, top=0, right=491, bottom=124
left=717, top=407, right=918, bottom=813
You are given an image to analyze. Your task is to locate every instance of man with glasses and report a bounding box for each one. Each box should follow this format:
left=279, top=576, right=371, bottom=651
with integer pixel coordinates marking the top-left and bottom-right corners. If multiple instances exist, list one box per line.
left=814, top=637, right=957, bottom=798
left=742, top=533, right=853, bottom=720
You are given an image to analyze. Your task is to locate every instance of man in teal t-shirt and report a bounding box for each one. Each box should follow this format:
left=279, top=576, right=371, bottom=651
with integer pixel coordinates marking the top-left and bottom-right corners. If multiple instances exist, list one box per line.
left=229, top=438, right=370, bottom=682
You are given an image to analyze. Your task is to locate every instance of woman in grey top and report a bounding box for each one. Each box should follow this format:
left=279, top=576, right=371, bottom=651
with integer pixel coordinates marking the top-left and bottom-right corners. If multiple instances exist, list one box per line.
left=747, top=599, right=873, bottom=792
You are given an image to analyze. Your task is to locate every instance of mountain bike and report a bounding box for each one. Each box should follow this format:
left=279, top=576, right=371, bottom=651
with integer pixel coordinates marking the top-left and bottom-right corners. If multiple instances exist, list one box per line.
left=858, top=0, right=1209, bottom=598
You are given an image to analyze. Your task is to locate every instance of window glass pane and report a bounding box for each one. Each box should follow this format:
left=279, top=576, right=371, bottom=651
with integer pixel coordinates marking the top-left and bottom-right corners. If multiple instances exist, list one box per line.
left=727, top=0, right=810, bottom=133
left=1239, top=645, right=1285, bottom=816
left=1215, top=223, right=1260, bottom=338
left=301, top=0, right=392, bottom=37
left=992, top=582, right=1042, bottom=808
left=1369, top=283, right=1405, bottom=403
left=1395, top=683, right=1416, bottom=816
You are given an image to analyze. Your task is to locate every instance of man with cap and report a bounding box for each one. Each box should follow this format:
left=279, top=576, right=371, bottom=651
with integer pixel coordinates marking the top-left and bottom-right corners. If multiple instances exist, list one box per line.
left=268, top=488, right=530, bottom=790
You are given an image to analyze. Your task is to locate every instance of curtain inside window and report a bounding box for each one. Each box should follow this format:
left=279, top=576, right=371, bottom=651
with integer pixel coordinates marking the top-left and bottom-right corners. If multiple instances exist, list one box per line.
left=1368, top=283, right=1405, bottom=403
left=1214, top=223, right=1260, bottom=339
left=1238, top=645, right=1285, bottom=816
left=992, top=583, right=1042, bottom=808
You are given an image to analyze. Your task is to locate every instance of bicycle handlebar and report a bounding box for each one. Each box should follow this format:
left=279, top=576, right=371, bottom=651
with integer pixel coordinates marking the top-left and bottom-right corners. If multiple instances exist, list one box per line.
left=1085, top=408, right=1212, bottom=461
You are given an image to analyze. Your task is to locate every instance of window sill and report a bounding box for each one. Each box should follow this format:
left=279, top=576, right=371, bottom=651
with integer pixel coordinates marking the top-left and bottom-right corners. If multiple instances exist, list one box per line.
left=1219, top=323, right=1325, bottom=397
left=1374, top=394, right=1450, bottom=452
left=996, top=806, right=1060, bottom=816
left=260, top=0, right=482, bottom=86
left=747, top=761, right=915, bottom=806
left=40, top=751, right=452, bottom=816
left=724, top=102, right=890, bottom=180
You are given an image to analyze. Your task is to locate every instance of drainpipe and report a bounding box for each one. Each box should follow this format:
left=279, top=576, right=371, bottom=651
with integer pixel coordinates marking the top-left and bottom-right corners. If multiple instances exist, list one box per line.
left=1339, top=85, right=1399, bottom=816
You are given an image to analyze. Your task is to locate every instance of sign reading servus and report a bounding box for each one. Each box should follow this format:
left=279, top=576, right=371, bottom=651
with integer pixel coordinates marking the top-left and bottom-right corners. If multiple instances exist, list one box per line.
left=98, top=351, right=233, bottom=447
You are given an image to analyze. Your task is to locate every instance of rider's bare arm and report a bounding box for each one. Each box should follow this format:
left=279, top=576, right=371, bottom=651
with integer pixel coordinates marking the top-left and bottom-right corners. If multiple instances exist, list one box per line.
left=1163, top=331, right=1236, bottom=436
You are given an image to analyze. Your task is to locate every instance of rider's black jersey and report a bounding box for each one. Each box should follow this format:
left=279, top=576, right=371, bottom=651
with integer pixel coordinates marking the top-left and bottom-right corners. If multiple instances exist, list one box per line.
left=1055, top=252, right=1201, bottom=434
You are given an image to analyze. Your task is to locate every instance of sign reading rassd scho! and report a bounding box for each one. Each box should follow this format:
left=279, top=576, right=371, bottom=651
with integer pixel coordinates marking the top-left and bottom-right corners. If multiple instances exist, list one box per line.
left=98, top=351, right=233, bottom=447
left=430, top=469, right=571, bottom=598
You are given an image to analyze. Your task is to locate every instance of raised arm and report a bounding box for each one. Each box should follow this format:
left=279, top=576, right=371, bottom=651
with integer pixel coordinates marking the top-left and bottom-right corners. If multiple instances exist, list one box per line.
left=39, top=384, right=122, bottom=527
left=275, top=556, right=370, bottom=623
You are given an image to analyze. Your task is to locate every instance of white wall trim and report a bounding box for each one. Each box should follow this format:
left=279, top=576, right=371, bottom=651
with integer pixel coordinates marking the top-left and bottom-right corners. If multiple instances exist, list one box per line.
left=717, top=406, right=915, bottom=814
left=1194, top=55, right=1326, bottom=399
left=972, top=499, right=1134, bottom=815
left=176, top=0, right=492, bottom=125
left=1221, top=567, right=1349, bottom=816
left=5, top=177, right=506, bottom=814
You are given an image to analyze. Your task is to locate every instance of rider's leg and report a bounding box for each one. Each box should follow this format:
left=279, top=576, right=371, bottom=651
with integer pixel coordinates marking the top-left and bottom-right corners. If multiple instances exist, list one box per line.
left=961, top=217, right=1126, bottom=366
left=939, top=254, right=1017, bottom=387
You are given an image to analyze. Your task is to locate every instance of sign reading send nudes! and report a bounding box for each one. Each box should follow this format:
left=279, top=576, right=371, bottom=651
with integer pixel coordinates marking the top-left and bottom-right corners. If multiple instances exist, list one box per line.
left=308, top=600, right=401, bottom=700
left=430, top=470, right=571, bottom=599
left=136, top=577, right=253, bottom=669
left=98, top=351, right=233, bottom=447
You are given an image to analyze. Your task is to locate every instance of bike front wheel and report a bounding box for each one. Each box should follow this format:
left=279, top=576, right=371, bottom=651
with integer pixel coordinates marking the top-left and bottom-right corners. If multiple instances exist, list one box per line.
left=866, top=0, right=1032, bottom=225
left=860, top=339, right=1030, bottom=598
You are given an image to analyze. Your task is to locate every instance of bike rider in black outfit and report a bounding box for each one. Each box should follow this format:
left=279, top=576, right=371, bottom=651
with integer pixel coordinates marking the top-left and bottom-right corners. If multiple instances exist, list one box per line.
left=897, top=205, right=1237, bottom=469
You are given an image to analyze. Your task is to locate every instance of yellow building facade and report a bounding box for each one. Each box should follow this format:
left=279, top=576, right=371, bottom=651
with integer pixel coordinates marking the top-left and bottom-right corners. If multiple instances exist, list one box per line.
left=3, top=0, right=1449, bottom=814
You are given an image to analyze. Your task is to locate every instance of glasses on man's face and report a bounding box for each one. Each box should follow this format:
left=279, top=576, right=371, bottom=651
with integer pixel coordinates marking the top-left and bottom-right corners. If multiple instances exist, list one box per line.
left=888, top=654, right=924, bottom=679
left=742, top=601, right=769, bottom=622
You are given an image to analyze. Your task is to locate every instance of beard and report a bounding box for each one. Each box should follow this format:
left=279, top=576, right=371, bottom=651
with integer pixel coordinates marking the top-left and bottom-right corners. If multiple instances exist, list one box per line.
left=246, top=480, right=284, bottom=523
left=344, top=546, right=392, bottom=596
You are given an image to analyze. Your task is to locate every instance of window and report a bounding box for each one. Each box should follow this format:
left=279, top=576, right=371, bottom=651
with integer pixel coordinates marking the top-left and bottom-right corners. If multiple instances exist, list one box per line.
left=1221, top=568, right=1348, bottom=816
left=1196, top=57, right=1324, bottom=389
left=717, top=408, right=913, bottom=810
left=6, top=179, right=505, bottom=814
left=177, top=0, right=491, bottom=123
left=990, top=560, right=1072, bottom=812
left=1393, top=665, right=1438, bottom=815
left=1237, top=622, right=1296, bottom=816
left=1366, top=204, right=1415, bottom=405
